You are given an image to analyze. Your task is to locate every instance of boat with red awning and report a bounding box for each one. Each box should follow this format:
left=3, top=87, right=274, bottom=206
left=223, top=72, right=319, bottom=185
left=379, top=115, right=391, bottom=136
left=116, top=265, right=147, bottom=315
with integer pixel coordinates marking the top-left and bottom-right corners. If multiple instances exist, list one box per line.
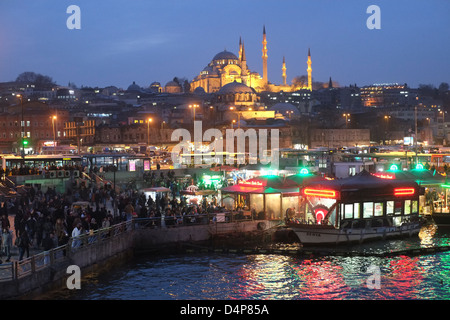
left=287, top=170, right=425, bottom=245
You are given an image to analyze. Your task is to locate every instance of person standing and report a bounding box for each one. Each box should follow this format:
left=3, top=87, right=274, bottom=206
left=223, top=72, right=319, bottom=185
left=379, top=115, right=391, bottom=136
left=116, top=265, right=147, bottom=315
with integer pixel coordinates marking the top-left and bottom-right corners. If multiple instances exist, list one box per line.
left=17, top=229, right=31, bottom=261
left=71, top=223, right=82, bottom=248
left=1, top=228, right=12, bottom=262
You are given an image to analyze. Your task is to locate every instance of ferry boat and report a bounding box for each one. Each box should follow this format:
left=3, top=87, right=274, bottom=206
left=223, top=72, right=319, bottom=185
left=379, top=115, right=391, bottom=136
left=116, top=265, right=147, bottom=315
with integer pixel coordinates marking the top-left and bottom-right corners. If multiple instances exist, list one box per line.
left=286, top=171, right=424, bottom=245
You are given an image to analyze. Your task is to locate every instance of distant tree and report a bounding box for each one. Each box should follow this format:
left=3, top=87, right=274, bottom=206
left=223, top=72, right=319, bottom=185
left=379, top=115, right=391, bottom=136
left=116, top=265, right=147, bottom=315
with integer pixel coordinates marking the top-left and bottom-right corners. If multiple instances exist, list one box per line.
left=418, top=84, right=436, bottom=97
left=16, top=71, right=56, bottom=89
left=183, top=80, right=191, bottom=93
left=439, top=82, right=449, bottom=93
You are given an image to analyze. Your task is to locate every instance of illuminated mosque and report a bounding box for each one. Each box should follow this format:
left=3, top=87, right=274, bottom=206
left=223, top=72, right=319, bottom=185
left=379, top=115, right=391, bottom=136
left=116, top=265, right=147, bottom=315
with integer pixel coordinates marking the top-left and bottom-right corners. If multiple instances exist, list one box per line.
left=190, top=26, right=312, bottom=94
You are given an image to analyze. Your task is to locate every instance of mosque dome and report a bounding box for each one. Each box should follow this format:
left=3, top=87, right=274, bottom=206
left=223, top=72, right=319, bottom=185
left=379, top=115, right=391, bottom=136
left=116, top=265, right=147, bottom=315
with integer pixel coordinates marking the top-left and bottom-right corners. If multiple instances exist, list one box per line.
left=165, top=80, right=182, bottom=93
left=217, top=81, right=255, bottom=95
left=193, top=86, right=206, bottom=95
left=127, top=81, right=141, bottom=92
left=212, top=50, right=238, bottom=61
left=269, top=103, right=300, bottom=114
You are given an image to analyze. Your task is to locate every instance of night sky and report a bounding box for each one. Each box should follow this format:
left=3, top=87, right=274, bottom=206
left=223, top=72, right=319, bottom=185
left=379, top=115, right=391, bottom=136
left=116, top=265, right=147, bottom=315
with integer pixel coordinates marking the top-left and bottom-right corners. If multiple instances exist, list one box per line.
left=1, top=0, right=449, bottom=89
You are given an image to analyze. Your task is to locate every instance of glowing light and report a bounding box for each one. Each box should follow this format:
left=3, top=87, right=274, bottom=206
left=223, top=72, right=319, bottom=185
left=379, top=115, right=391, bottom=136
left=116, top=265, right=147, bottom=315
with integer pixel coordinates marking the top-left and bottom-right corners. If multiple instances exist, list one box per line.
left=372, top=172, right=395, bottom=179
left=415, top=163, right=424, bottom=170
left=238, top=180, right=264, bottom=187
left=299, top=168, right=309, bottom=175
left=394, top=188, right=415, bottom=196
left=303, top=188, right=337, bottom=198
left=390, top=164, right=399, bottom=171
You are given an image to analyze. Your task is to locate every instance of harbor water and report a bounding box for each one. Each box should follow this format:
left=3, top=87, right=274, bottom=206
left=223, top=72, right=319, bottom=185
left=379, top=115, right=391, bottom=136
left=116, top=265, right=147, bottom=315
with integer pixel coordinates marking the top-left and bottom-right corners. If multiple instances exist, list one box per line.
left=43, top=223, right=450, bottom=300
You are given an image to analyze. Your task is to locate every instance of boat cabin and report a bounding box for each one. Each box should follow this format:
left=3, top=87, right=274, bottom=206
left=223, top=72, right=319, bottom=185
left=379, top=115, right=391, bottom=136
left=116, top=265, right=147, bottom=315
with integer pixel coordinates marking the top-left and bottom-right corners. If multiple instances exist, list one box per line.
left=293, top=170, right=423, bottom=230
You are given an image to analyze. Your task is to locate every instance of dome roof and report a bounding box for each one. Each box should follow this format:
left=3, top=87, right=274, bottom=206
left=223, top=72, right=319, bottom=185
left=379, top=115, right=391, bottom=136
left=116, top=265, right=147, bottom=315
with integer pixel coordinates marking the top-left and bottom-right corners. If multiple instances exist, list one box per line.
left=165, top=80, right=181, bottom=87
left=127, top=81, right=141, bottom=92
left=269, top=103, right=300, bottom=115
left=217, top=81, right=255, bottom=95
left=212, top=50, right=238, bottom=61
left=193, top=86, right=206, bottom=94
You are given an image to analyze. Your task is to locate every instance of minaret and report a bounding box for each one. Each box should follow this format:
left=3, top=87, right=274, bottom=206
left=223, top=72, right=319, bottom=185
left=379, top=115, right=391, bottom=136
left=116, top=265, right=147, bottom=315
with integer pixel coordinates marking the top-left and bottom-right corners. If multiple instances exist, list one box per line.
left=241, top=41, right=248, bottom=80
left=262, top=25, right=268, bottom=85
left=307, top=48, right=312, bottom=91
left=282, top=56, right=287, bottom=86
left=239, top=37, right=243, bottom=61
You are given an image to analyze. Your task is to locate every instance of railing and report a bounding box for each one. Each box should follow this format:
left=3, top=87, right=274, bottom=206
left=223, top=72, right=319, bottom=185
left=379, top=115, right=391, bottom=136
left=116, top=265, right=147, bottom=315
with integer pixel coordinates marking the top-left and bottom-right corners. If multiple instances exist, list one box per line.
left=0, top=212, right=272, bottom=283
left=134, top=211, right=268, bottom=229
left=0, top=220, right=133, bottom=283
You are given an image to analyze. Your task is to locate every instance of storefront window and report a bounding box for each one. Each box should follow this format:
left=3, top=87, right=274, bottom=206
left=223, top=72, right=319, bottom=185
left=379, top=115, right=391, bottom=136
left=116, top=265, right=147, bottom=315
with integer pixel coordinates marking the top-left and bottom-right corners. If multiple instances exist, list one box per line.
left=265, top=194, right=281, bottom=220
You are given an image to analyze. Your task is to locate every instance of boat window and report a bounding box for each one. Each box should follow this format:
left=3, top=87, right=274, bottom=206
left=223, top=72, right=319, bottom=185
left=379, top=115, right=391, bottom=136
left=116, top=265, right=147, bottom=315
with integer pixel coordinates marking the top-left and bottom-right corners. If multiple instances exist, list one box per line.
left=344, top=203, right=353, bottom=219
left=354, top=203, right=360, bottom=219
left=387, top=201, right=394, bottom=215
left=412, top=200, right=418, bottom=214
left=404, top=200, right=411, bottom=215
left=363, top=202, right=374, bottom=218
left=393, top=216, right=402, bottom=226
left=394, top=201, right=402, bottom=215
left=374, top=202, right=383, bottom=217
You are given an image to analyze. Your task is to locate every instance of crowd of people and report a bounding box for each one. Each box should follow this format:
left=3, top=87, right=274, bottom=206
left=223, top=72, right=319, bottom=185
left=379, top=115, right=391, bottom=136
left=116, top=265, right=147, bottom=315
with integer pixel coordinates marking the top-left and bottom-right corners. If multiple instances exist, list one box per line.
left=0, top=164, right=228, bottom=263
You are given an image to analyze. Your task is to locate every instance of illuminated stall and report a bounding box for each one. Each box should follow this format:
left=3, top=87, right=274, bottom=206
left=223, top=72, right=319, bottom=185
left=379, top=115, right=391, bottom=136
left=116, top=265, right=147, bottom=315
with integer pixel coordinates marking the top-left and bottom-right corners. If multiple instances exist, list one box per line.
left=180, top=185, right=217, bottom=206
left=220, top=175, right=300, bottom=220
left=372, top=166, right=446, bottom=214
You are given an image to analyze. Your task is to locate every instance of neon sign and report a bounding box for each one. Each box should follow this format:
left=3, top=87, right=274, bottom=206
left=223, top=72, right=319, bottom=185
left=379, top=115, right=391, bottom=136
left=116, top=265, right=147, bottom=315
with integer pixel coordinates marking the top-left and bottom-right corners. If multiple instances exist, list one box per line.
left=303, top=188, right=338, bottom=198
left=390, top=164, right=399, bottom=171
left=238, top=180, right=264, bottom=187
left=394, top=188, right=415, bottom=196
left=299, top=168, right=310, bottom=175
left=372, top=172, right=395, bottom=179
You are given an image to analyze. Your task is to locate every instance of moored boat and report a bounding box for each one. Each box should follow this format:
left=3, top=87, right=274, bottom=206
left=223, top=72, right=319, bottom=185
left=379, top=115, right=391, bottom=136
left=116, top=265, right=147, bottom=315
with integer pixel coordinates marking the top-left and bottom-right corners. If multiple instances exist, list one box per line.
left=286, top=171, right=424, bottom=245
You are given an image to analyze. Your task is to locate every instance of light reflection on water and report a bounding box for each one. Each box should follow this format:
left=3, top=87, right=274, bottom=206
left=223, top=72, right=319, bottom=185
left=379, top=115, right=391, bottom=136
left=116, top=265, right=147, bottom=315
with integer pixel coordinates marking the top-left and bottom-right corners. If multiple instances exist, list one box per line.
left=45, top=224, right=450, bottom=300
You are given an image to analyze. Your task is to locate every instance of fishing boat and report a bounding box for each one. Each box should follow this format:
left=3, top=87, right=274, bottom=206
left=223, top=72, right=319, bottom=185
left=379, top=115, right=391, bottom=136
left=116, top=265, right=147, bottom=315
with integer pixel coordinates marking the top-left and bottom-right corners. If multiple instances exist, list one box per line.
left=286, top=171, right=425, bottom=245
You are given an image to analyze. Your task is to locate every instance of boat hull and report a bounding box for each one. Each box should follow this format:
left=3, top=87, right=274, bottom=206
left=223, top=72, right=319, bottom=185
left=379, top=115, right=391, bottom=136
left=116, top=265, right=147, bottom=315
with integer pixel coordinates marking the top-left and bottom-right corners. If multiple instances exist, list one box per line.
left=289, top=223, right=421, bottom=245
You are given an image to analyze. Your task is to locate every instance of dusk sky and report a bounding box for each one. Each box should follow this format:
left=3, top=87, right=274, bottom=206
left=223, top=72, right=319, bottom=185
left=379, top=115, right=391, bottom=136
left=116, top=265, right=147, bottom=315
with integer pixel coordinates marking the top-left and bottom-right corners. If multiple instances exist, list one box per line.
left=1, top=0, right=449, bottom=90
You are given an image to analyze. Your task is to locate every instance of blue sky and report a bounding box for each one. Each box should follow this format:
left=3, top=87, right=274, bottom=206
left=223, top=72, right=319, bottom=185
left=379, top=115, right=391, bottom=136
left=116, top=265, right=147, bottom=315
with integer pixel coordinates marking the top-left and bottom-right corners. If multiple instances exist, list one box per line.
left=0, top=0, right=449, bottom=89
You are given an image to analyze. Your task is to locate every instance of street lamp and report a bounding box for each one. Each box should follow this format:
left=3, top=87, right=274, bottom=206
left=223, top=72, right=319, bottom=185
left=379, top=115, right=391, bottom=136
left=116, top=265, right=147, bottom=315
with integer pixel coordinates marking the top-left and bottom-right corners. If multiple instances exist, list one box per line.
left=384, top=115, right=391, bottom=145
left=230, top=106, right=242, bottom=129
left=231, top=119, right=236, bottom=129
left=16, top=94, right=24, bottom=157
left=343, top=113, right=350, bottom=128
left=147, top=118, right=153, bottom=146
left=189, top=104, right=199, bottom=121
left=286, top=110, right=294, bottom=120
left=52, top=115, right=57, bottom=153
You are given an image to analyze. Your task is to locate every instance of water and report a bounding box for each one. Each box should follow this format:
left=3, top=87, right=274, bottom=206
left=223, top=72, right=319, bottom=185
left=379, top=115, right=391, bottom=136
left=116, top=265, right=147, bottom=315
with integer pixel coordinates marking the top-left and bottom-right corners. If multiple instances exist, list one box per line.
left=44, top=224, right=450, bottom=300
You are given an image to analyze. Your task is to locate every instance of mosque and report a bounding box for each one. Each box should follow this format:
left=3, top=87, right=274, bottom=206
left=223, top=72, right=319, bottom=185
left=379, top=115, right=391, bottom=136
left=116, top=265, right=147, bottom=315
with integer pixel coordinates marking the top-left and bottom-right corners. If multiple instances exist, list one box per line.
left=190, top=26, right=312, bottom=94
